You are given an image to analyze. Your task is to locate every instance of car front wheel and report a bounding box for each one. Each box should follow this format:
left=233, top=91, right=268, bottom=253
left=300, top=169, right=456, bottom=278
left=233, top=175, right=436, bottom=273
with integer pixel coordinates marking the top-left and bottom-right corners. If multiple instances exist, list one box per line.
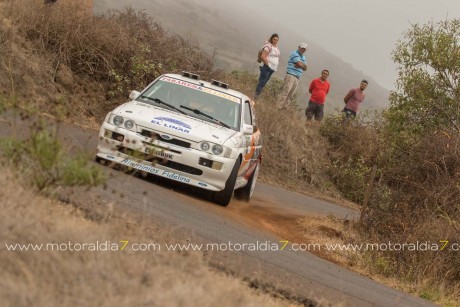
left=210, top=159, right=240, bottom=207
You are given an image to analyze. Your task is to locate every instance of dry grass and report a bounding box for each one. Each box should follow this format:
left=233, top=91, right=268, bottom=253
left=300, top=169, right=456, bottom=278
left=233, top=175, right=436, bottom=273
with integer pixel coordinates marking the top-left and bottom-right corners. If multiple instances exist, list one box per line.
left=0, top=0, right=214, bottom=126
left=298, top=215, right=357, bottom=264
left=362, top=132, right=460, bottom=301
left=0, top=167, right=300, bottom=307
left=318, top=115, right=460, bottom=305
left=298, top=215, right=460, bottom=306
left=0, top=0, right=106, bottom=126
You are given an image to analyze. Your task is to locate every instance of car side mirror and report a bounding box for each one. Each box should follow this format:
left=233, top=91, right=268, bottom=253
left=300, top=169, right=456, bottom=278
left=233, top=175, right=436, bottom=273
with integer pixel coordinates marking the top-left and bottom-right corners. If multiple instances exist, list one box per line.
left=243, top=124, right=253, bottom=135
left=129, top=90, right=140, bottom=101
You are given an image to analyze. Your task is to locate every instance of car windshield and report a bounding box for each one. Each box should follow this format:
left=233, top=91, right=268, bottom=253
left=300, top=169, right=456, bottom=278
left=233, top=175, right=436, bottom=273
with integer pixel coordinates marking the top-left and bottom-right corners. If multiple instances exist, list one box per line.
left=137, top=76, right=241, bottom=131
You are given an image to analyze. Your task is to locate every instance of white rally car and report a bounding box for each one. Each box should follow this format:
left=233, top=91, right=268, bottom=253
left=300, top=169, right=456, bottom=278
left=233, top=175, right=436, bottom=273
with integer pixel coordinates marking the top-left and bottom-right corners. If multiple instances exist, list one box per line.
left=96, top=72, right=262, bottom=206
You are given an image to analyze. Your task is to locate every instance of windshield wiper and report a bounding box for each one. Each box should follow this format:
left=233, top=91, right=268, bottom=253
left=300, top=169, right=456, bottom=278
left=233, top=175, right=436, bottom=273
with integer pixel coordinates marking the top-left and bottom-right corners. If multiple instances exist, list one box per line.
left=140, top=96, right=186, bottom=115
left=180, top=105, right=230, bottom=129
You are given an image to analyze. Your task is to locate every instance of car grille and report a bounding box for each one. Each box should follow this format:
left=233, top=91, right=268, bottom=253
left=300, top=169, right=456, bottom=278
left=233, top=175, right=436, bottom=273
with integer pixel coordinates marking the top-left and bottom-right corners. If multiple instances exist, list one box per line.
left=140, top=129, right=191, bottom=148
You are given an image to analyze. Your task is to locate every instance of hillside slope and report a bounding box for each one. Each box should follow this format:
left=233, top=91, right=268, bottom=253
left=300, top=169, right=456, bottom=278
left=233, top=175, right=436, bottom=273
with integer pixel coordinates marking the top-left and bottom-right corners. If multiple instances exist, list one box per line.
left=95, top=0, right=389, bottom=114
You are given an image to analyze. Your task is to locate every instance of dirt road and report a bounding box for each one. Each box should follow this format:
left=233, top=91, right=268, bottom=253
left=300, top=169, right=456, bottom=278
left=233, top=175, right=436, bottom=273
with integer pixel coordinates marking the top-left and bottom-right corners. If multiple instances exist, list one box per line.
left=1, top=115, right=434, bottom=306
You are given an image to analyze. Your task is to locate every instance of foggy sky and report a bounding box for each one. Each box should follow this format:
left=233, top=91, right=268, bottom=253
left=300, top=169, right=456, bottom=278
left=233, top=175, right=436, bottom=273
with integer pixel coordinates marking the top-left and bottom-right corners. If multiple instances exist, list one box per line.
left=229, top=0, right=460, bottom=89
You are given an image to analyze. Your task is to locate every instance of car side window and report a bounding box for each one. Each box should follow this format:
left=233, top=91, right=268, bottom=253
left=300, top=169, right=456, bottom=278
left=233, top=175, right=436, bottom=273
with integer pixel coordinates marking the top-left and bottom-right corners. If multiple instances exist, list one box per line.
left=244, top=101, right=252, bottom=126
left=250, top=104, right=257, bottom=128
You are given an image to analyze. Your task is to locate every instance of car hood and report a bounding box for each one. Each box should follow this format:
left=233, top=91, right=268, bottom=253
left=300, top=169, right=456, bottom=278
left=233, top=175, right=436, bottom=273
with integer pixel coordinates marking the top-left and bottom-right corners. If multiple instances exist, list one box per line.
left=114, top=101, right=238, bottom=145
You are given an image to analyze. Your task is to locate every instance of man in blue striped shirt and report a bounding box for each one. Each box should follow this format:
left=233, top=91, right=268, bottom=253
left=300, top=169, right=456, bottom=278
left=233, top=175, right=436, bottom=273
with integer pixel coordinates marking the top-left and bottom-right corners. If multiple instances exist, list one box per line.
left=277, top=43, right=308, bottom=109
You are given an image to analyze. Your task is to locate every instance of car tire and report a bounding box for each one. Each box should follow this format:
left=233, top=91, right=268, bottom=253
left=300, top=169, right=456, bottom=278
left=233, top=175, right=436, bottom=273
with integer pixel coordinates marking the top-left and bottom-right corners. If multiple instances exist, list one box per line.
left=234, top=162, right=260, bottom=201
left=210, top=159, right=240, bottom=207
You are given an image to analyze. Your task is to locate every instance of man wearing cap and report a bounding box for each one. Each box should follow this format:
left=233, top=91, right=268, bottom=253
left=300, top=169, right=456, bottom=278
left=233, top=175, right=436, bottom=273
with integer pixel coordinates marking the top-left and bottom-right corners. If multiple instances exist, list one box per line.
left=343, top=79, right=368, bottom=119
left=277, top=43, right=308, bottom=109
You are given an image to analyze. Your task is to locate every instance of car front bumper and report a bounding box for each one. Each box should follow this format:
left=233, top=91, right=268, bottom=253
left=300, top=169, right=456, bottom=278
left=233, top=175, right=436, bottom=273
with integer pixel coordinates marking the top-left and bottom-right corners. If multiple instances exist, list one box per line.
left=96, top=122, right=236, bottom=191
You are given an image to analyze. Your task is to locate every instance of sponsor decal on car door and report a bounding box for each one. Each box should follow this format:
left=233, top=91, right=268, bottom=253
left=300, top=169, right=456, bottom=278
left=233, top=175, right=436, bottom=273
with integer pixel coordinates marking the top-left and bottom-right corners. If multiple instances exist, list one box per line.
left=241, top=100, right=261, bottom=178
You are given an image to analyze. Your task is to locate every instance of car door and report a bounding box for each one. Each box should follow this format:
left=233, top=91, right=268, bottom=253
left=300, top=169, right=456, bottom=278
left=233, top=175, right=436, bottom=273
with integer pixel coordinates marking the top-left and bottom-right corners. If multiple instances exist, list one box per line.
left=241, top=100, right=262, bottom=179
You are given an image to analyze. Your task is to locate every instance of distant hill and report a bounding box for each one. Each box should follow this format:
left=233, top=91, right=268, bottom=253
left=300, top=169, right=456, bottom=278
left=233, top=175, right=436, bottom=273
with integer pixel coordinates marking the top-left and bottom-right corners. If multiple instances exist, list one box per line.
left=95, top=0, right=389, bottom=115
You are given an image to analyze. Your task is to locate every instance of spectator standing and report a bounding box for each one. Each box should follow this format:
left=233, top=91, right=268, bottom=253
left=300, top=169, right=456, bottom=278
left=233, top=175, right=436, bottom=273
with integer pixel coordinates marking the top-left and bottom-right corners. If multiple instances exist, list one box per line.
left=276, top=43, right=308, bottom=109
left=254, top=33, right=280, bottom=99
left=306, top=69, right=330, bottom=121
left=343, top=80, right=368, bottom=119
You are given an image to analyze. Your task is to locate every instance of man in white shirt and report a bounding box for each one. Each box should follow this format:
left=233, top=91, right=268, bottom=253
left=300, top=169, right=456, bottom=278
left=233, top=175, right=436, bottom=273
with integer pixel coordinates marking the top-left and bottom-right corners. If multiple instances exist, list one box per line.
left=254, top=33, right=280, bottom=99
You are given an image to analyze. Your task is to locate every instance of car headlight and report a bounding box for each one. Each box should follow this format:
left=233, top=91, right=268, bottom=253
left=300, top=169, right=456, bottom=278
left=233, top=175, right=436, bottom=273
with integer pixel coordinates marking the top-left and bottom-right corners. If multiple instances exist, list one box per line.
left=212, top=144, right=223, bottom=155
left=113, top=115, right=124, bottom=127
left=199, top=142, right=229, bottom=156
left=200, top=142, right=210, bottom=151
left=124, top=120, right=134, bottom=130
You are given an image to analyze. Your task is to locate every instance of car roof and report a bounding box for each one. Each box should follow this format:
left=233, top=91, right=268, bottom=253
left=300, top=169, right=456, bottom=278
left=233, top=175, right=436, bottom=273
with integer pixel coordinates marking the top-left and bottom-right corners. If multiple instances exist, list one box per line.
left=162, top=73, right=248, bottom=101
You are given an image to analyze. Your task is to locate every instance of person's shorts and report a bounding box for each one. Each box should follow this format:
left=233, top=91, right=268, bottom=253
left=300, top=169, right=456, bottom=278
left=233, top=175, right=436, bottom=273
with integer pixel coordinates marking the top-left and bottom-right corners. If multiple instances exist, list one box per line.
left=305, top=101, right=324, bottom=121
left=342, top=107, right=357, bottom=119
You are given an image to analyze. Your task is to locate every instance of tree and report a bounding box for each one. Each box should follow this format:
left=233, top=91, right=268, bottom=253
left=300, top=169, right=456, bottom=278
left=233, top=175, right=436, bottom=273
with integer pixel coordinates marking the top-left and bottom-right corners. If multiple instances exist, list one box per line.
left=386, top=19, right=460, bottom=140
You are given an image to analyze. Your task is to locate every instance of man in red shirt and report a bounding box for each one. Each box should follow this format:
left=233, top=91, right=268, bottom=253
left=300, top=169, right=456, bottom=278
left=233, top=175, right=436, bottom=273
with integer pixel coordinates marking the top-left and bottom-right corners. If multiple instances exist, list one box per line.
left=305, top=69, right=330, bottom=121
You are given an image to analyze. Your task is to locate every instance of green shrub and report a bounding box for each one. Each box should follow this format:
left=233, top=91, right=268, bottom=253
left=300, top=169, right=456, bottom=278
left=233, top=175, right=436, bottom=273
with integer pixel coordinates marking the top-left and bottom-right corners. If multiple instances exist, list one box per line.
left=0, top=120, right=105, bottom=194
left=320, top=114, right=381, bottom=203
left=329, top=157, right=371, bottom=204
